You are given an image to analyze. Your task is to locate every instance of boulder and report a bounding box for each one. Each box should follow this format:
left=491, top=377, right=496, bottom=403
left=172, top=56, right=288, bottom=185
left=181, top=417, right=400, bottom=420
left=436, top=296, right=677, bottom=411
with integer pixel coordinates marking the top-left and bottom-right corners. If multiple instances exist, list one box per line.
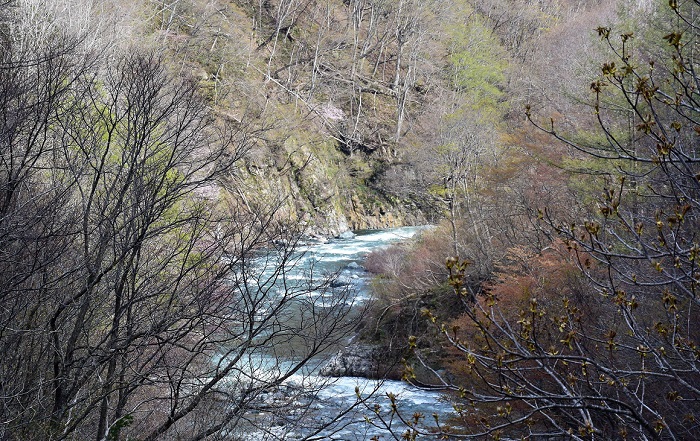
left=337, top=230, right=356, bottom=240
left=319, top=344, right=378, bottom=378
left=329, top=277, right=352, bottom=288
left=347, top=261, right=363, bottom=270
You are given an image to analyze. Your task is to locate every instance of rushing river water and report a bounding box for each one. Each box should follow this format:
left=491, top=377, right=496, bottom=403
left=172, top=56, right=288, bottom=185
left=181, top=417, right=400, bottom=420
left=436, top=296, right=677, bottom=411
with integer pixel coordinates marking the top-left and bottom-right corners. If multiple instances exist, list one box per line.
left=238, top=227, right=455, bottom=440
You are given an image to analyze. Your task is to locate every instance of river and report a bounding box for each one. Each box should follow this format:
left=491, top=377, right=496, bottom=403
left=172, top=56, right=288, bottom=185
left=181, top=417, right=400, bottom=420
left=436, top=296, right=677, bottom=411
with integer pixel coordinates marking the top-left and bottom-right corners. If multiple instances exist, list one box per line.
left=236, top=227, right=455, bottom=440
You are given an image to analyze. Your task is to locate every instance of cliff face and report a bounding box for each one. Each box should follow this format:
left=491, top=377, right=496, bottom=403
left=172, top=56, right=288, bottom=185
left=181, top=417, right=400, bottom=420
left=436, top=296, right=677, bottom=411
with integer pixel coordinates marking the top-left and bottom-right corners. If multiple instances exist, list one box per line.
left=233, top=128, right=425, bottom=237
left=134, top=0, right=448, bottom=233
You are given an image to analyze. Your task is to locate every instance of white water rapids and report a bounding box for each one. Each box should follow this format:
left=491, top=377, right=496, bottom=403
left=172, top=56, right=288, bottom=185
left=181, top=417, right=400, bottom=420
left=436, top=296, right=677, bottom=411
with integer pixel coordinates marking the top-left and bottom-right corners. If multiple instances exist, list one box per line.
left=225, top=227, right=455, bottom=440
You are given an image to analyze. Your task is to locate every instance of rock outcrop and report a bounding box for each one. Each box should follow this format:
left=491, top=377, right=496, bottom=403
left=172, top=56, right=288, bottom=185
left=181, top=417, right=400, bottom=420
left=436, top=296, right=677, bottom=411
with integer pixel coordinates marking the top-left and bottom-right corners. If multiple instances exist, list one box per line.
left=319, top=344, right=379, bottom=378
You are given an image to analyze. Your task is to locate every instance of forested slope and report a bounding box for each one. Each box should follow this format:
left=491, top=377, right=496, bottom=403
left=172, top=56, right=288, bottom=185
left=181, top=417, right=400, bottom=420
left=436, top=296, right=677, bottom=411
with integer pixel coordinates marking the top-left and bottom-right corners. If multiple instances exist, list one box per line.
left=4, top=0, right=694, bottom=440
left=3, top=0, right=611, bottom=237
left=360, top=0, right=700, bottom=439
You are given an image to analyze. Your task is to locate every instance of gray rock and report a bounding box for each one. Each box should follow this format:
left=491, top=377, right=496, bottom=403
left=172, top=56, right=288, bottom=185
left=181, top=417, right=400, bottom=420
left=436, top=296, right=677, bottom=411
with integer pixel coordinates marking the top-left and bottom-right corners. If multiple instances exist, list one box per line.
left=329, top=276, right=352, bottom=288
left=304, top=234, right=329, bottom=245
left=337, top=230, right=356, bottom=239
left=319, top=344, right=378, bottom=377
left=347, top=261, right=363, bottom=270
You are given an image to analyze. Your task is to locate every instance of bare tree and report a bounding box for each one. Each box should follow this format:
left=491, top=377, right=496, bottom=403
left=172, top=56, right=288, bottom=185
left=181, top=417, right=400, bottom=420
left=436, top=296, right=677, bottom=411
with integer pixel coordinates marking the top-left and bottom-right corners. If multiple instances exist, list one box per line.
left=0, top=3, right=359, bottom=440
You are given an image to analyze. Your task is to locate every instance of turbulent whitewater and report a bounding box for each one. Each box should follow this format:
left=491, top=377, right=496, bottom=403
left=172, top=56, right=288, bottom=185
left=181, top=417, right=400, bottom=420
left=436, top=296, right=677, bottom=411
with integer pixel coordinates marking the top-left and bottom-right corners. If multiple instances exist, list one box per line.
left=234, top=227, right=454, bottom=440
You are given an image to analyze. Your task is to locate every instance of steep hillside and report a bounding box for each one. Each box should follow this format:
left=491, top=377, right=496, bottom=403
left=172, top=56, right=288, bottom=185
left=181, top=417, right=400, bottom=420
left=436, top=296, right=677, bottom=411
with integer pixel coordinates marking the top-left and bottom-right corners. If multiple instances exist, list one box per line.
left=135, top=0, right=617, bottom=236
left=138, top=0, right=444, bottom=235
left=71, top=0, right=610, bottom=237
